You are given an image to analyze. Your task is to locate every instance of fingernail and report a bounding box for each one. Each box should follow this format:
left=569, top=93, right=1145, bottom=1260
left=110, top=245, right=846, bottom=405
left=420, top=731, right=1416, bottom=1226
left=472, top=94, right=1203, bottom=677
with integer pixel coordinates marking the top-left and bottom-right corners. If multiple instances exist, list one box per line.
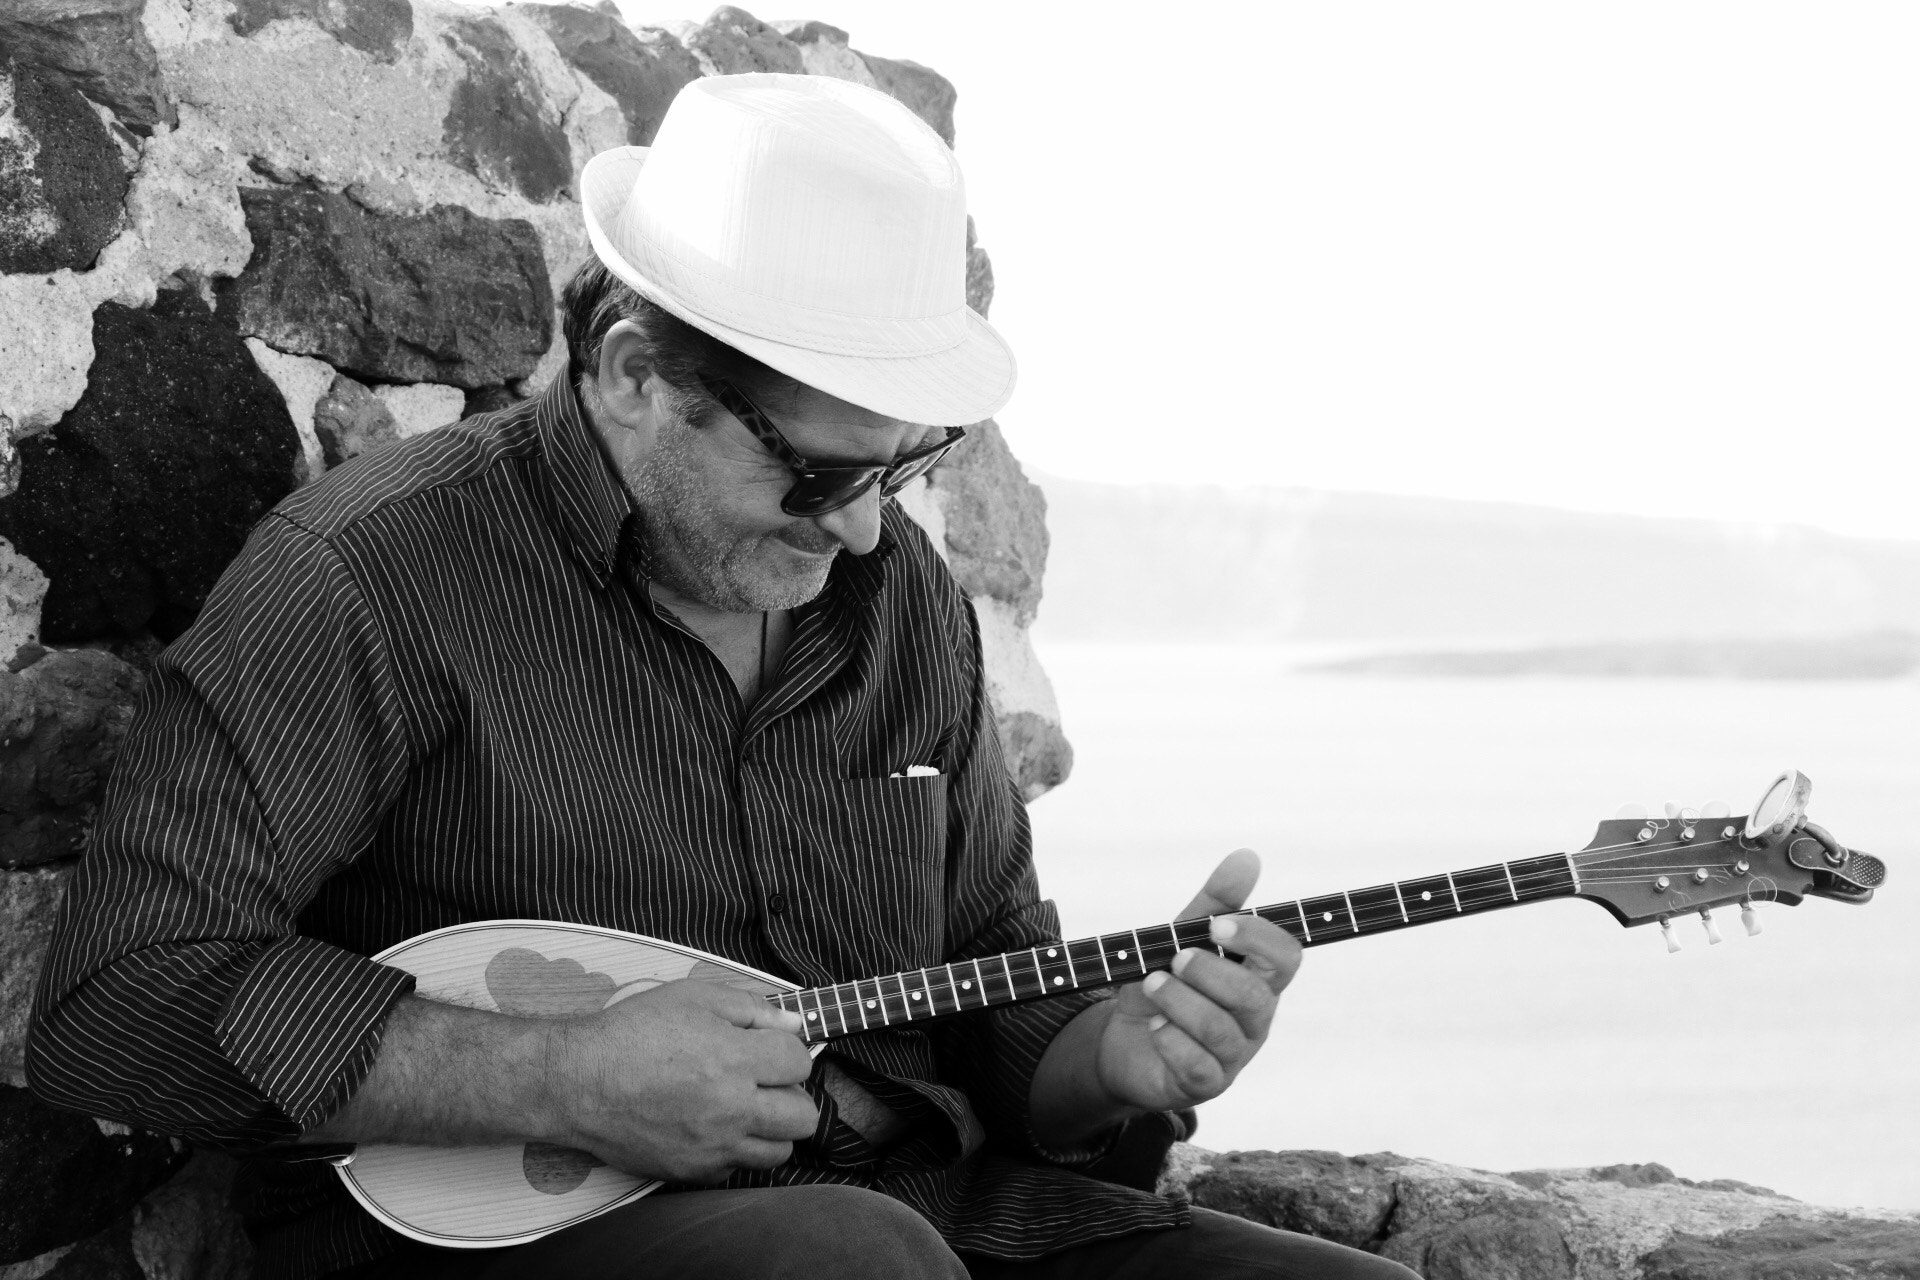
left=1211, top=915, right=1239, bottom=944
left=1171, top=948, right=1201, bottom=976
left=1143, top=971, right=1169, bottom=993
left=1147, top=1014, right=1169, bottom=1032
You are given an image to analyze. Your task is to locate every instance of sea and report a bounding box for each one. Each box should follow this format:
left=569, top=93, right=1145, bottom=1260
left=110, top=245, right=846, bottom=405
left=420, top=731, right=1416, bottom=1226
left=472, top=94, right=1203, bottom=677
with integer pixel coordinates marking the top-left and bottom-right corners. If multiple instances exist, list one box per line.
left=1025, top=642, right=1920, bottom=1212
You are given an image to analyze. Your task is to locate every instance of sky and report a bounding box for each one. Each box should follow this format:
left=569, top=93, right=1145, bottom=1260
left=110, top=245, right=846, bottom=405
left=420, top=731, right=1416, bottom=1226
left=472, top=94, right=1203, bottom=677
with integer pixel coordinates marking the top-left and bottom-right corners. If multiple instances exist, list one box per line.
left=620, top=1, right=1920, bottom=540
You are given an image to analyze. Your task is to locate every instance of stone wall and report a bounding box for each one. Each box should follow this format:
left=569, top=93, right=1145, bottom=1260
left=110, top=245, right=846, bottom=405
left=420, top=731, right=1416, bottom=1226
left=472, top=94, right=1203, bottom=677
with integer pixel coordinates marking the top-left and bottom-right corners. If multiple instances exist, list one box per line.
left=0, top=3, right=1067, bottom=1274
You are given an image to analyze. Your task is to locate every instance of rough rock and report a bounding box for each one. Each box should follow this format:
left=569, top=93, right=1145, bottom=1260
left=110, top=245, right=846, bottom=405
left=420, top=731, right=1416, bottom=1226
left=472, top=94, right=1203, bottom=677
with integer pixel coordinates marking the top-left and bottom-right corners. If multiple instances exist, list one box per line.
left=1639, top=1217, right=1920, bottom=1278
left=0, top=0, right=172, bottom=133
left=0, top=648, right=141, bottom=871
left=312, top=371, right=400, bottom=468
left=5, top=1220, right=144, bottom=1280
left=440, top=13, right=572, bottom=203
left=965, top=215, right=993, bottom=317
left=0, top=290, right=300, bottom=642
left=227, top=0, right=414, bottom=62
left=1167, top=1145, right=1920, bottom=1280
left=128, top=1152, right=252, bottom=1280
left=684, top=6, right=803, bottom=76
left=123, top=111, right=254, bottom=288
left=774, top=19, right=878, bottom=88
left=376, top=381, right=464, bottom=439
left=221, top=188, right=554, bottom=390
left=0, top=542, right=48, bottom=667
left=0, top=1086, right=186, bottom=1264
left=0, top=57, right=128, bottom=275
left=244, top=339, right=334, bottom=484
left=927, top=418, right=1050, bottom=625
left=517, top=5, right=701, bottom=147
left=1, top=864, right=73, bottom=1086
left=857, top=51, right=956, bottom=147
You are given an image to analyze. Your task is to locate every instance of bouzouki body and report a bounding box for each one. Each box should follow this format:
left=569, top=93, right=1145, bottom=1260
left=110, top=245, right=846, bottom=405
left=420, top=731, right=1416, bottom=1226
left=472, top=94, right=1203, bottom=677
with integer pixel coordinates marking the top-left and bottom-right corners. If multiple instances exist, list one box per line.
left=335, top=922, right=813, bottom=1247
left=330, top=771, right=1885, bottom=1248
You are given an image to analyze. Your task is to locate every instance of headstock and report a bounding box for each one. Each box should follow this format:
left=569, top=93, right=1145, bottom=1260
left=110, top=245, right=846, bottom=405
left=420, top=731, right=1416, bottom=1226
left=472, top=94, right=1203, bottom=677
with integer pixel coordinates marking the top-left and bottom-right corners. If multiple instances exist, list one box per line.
left=1570, top=770, right=1886, bottom=950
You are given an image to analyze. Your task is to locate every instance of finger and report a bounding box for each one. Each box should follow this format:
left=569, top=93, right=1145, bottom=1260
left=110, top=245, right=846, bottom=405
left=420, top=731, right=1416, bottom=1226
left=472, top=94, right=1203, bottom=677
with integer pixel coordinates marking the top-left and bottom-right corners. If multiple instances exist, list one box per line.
left=744, top=1029, right=816, bottom=1086
left=727, top=1137, right=797, bottom=1172
left=1169, top=946, right=1279, bottom=1043
left=713, top=988, right=806, bottom=1036
left=1176, top=848, right=1261, bottom=920
left=1144, top=1015, right=1229, bottom=1101
left=750, top=1083, right=821, bottom=1142
left=1142, top=970, right=1250, bottom=1069
left=1208, top=913, right=1303, bottom=996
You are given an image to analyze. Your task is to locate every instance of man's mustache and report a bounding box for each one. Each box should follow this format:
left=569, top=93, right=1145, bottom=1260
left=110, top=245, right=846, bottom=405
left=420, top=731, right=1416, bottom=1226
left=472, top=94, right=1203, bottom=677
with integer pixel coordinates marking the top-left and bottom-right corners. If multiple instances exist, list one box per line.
left=776, top=527, right=841, bottom=555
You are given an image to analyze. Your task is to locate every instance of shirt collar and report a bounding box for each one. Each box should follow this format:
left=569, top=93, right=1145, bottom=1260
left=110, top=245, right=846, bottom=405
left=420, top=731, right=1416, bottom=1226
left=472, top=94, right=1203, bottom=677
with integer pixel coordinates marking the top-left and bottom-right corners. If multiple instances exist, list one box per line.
left=533, top=372, right=631, bottom=589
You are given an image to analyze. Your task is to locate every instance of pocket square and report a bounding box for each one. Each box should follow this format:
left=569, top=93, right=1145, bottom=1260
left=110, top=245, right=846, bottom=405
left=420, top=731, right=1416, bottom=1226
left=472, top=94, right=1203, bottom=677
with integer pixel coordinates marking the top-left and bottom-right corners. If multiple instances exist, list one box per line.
left=888, top=765, right=941, bottom=778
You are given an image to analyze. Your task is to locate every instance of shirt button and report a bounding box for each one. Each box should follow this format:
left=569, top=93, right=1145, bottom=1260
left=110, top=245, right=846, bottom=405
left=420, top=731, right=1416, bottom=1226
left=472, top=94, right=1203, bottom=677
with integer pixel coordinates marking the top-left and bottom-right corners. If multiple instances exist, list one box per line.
left=767, top=891, right=788, bottom=917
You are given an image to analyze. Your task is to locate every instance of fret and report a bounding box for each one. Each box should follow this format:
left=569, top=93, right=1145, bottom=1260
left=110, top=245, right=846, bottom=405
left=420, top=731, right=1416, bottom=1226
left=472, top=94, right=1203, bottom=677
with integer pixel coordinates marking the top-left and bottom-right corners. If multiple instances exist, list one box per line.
left=1127, top=928, right=1147, bottom=974
left=1393, top=882, right=1409, bottom=923
left=1452, top=865, right=1513, bottom=911
left=827, top=983, right=852, bottom=1037
left=1509, top=852, right=1580, bottom=901
left=1295, top=900, right=1312, bottom=941
left=894, top=972, right=915, bottom=1021
left=1067, top=937, right=1109, bottom=987
left=1445, top=871, right=1463, bottom=912
left=805, top=988, right=828, bottom=1040
left=999, top=953, right=1017, bottom=1003
left=1342, top=891, right=1360, bottom=934
left=1563, top=852, right=1583, bottom=893
left=1502, top=863, right=1519, bottom=901
left=1347, top=885, right=1403, bottom=933
left=969, top=957, right=993, bottom=1008
left=944, top=962, right=972, bottom=1011
left=906, top=968, right=932, bottom=1016
left=852, top=978, right=871, bottom=1030
left=1004, top=948, right=1042, bottom=1001
left=1095, top=934, right=1114, bottom=983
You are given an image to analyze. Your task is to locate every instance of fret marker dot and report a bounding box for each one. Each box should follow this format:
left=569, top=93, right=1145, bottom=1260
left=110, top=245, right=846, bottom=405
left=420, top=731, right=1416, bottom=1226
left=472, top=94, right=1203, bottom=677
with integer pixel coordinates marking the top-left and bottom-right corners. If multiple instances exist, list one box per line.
left=961, top=980, right=972, bottom=990
left=1421, top=891, right=1433, bottom=901
left=1053, top=976, right=1064, bottom=986
left=1321, top=911, right=1333, bottom=923
left=865, top=1000, right=876, bottom=1009
left=1047, top=948, right=1058, bottom=958
left=911, top=991, right=922, bottom=1001
left=806, top=1012, right=817, bottom=1021
left=1117, top=949, right=1129, bottom=959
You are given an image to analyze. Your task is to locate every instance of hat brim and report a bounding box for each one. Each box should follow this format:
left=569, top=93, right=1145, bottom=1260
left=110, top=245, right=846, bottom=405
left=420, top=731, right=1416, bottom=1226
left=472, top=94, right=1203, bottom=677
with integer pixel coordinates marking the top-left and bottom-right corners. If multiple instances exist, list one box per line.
left=581, top=147, right=1015, bottom=428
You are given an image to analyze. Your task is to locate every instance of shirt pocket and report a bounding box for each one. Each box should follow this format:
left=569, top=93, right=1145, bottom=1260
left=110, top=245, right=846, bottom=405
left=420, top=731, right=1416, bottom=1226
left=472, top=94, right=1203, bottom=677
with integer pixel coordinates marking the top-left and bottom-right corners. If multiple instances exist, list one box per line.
left=835, top=774, right=948, bottom=867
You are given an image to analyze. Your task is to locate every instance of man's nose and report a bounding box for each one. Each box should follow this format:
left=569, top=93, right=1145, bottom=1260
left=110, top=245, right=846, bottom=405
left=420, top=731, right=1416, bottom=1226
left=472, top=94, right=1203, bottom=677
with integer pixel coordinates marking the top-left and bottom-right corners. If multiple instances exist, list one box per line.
left=813, top=486, right=883, bottom=556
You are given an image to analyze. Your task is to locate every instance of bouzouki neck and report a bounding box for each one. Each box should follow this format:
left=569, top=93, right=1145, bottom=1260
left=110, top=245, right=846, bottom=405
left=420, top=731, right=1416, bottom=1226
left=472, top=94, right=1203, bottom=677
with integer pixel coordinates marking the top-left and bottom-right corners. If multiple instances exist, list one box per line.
left=772, top=853, right=1581, bottom=1043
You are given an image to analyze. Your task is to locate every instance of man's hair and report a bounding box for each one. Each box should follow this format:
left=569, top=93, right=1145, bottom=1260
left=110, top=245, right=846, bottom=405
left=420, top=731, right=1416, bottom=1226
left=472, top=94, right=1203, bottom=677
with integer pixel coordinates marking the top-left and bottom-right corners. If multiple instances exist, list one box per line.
left=560, top=257, right=792, bottom=422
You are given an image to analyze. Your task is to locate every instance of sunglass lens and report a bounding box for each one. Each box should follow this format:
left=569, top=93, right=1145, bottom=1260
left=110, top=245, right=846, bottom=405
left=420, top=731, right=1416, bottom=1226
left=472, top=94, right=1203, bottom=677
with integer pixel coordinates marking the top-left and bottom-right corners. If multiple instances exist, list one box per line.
left=780, top=471, right=881, bottom=517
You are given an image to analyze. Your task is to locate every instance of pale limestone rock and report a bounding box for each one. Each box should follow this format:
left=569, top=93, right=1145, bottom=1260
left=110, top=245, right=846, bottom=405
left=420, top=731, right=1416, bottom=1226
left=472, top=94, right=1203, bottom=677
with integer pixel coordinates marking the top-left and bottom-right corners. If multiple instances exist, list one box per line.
left=779, top=23, right=879, bottom=88
left=973, top=595, right=1070, bottom=801
left=244, top=338, right=333, bottom=483
left=0, top=226, right=156, bottom=443
left=375, top=382, right=466, bottom=439
left=0, top=538, right=48, bottom=666
left=0, top=863, right=72, bottom=1087
left=125, top=109, right=253, bottom=284
left=0, top=1243, right=74, bottom=1280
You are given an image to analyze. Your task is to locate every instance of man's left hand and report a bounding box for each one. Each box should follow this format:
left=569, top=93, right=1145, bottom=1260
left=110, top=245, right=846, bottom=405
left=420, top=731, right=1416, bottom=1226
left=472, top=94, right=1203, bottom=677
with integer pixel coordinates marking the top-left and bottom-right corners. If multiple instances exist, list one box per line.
left=1028, top=849, right=1302, bottom=1147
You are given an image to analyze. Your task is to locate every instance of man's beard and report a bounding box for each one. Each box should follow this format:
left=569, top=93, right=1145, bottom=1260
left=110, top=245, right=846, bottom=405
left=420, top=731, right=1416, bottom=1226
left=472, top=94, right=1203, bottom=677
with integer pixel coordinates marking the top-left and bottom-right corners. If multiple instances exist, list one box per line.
left=621, top=420, right=838, bottom=612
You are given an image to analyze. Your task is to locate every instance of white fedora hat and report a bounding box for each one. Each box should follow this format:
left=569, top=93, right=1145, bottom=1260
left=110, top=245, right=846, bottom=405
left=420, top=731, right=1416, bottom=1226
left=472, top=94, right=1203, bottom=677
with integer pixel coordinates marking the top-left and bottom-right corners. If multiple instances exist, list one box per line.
left=579, top=74, right=1015, bottom=427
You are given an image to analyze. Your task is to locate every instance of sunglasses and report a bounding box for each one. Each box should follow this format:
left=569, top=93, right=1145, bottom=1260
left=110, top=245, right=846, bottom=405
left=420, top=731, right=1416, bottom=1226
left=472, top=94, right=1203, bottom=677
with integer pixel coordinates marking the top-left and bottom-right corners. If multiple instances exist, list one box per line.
left=699, top=376, right=966, bottom=517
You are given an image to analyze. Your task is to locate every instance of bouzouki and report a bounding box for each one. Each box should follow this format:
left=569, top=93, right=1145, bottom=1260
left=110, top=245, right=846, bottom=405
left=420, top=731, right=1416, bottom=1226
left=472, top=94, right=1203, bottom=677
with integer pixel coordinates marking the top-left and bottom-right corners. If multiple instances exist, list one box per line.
left=326, top=770, right=1884, bottom=1247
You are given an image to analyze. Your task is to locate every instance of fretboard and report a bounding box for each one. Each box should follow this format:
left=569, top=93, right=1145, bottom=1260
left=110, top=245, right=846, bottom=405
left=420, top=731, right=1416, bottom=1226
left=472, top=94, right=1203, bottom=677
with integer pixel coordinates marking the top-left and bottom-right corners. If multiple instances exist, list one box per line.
left=772, top=852, right=1581, bottom=1043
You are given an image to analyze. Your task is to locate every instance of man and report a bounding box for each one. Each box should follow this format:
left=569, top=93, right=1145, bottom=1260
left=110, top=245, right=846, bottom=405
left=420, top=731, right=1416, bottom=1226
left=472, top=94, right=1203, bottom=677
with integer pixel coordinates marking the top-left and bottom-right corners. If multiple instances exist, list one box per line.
left=29, top=75, right=1416, bottom=1279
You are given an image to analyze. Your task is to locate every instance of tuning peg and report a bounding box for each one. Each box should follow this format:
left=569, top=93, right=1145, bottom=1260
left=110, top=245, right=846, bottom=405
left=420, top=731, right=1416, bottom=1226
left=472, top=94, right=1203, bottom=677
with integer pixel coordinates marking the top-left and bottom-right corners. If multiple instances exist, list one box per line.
left=1702, top=800, right=1731, bottom=820
left=1741, top=903, right=1762, bottom=936
left=1701, top=909, right=1723, bottom=945
left=1616, top=803, right=1648, bottom=820
left=1660, top=918, right=1681, bottom=953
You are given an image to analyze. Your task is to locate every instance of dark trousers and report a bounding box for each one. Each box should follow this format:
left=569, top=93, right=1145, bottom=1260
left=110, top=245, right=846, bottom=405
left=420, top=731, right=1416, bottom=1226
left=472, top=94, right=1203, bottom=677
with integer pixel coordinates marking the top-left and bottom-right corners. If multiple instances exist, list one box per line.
left=336, top=1185, right=1419, bottom=1279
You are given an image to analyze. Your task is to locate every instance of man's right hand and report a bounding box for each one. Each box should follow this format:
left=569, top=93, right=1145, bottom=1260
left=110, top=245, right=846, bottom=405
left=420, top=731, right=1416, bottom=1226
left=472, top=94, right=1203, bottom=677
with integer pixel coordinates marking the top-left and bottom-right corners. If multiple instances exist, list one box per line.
left=303, top=982, right=818, bottom=1186
left=549, top=980, right=817, bottom=1183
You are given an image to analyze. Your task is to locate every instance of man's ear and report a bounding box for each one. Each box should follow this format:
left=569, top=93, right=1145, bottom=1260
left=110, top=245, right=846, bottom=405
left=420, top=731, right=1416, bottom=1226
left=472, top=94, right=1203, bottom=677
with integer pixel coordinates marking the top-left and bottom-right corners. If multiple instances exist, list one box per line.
left=593, top=320, right=657, bottom=428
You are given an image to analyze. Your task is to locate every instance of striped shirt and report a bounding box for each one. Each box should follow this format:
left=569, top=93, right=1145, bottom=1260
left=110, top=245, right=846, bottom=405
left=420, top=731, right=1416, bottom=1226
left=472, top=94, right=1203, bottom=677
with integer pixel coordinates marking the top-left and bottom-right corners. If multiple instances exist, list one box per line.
left=27, top=376, right=1185, bottom=1278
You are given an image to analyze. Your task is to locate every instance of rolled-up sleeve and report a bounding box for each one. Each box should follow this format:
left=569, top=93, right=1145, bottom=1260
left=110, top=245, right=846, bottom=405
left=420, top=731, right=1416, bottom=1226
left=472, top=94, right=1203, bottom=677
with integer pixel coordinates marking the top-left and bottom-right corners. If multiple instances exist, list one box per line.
left=27, top=513, right=415, bottom=1146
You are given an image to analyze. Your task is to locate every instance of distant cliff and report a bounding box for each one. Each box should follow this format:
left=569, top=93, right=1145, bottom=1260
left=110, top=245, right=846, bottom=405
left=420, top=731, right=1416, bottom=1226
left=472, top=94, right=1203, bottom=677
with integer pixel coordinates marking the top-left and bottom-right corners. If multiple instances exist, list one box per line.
left=1033, top=478, right=1920, bottom=649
